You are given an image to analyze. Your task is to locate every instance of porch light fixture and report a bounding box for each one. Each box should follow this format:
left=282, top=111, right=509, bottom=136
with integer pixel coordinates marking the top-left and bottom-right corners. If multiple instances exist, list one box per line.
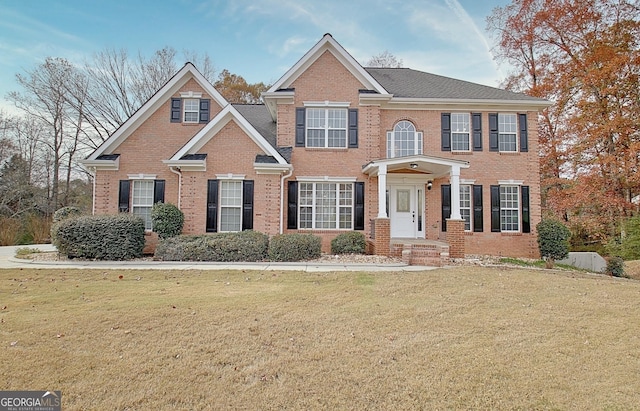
left=427, top=180, right=433, bottom=190
left=409, top=163, right=418, bottom=169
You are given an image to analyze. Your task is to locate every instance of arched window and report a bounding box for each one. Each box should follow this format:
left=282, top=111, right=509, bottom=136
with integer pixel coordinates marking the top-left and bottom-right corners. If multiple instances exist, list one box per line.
left=386, top=120, right=423, bottom=158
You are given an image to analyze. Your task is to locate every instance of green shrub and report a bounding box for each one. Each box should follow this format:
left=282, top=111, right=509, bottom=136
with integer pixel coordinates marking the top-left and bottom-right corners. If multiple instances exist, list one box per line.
left=155, top=230, right=269, bottom=262
left=151, top=202, right=184, bottom=239
left=268, top=233, right=321, bottom=262
left=606, top=216, right=640, bottom=260
left=52, top=214, right=145, bottom=260
left=52, top=206, right=82, bottom=223
left=606, top=256, right=625, bottom=277
left=331, top=231, right=366, bottom=254
left=537, top=218, right=571, bottom=268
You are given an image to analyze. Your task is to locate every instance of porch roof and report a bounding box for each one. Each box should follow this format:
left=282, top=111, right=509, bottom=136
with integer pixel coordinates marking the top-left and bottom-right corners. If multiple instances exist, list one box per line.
left=362, top=155, right=470, bottom=178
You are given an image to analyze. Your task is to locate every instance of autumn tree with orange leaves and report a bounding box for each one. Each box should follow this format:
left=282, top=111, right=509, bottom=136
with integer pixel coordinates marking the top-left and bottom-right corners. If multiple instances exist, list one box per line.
left=488, top=0, right=640, bottom=248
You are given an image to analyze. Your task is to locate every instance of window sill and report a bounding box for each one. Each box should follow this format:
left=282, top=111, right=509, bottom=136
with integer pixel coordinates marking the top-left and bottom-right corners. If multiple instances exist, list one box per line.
left=501, top=231, right=522, bottom=236
left=499, top=151, right=520, bottom=155
left=294, top=228, right=353, bottom=233
left=181, top=122, right=202, bottom=126
left=452, top=151, right=473, bottom=155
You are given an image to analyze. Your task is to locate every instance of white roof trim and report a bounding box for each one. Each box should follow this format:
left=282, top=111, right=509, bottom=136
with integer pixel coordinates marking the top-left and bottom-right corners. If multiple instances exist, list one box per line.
left=170, top=105, right=288, bottom=165
left=267, top=34, right=387, bottom=95
left=86, top=63, right=228, bottom=161
left=362, top=154, right=470, bottom=177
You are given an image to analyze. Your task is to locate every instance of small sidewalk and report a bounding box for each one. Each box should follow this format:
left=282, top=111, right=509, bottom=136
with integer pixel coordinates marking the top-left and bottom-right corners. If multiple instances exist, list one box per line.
left=0, top=245, right=437, bottom=272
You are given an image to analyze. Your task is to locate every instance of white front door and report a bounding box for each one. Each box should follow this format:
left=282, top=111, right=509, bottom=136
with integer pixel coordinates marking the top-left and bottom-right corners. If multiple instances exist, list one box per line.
left=390, top=185, right=423, bottom=238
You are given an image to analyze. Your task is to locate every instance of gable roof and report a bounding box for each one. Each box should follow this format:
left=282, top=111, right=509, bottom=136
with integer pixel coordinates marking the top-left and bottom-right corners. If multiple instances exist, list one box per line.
left=233, top=104, right=292, bottom=163
left=84, top=62, right=228, bottom=161
left=365, top=68, right=546, bottom=103
left=267, top=34, right=388, bottom=94
left=167, top=104, right=289, bottom=166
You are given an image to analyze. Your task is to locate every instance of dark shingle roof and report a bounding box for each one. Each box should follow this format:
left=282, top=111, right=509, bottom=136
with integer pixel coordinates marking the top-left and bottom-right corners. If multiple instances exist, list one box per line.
left=180, top=154, right=207, bottom=161
left=365, top=67, right=545, bottom=102
left=96, top=154, right=120, bottom=161
left=233, top=104, right=292, bottom=163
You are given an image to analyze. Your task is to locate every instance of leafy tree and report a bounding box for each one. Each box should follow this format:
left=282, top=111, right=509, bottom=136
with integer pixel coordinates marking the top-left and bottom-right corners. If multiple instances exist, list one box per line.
left=487, top=0, right=640, bottom=245
left=537, top=218, right=571, bottom=268
left=0, top=154, right=38, bottom=217
left=214, top=69, right=269, bottom=104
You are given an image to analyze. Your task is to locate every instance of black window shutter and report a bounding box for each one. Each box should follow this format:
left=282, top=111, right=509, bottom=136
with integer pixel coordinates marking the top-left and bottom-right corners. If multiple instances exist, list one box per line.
left=287, top=181, right=298, bottom=229
left=521, top=185, right=530, bottom=233
left=519, top=113, right=528, bottom=152
left=441, top=184, right=451, bottom=232
left=348, top=109, right=358, bottom=148
left=153, top=180, right=165, bottom=204
left=441, top=113, right=451, bottom=151
left=118, top=180, right=130, bottom=213
left=199, top=99, right=210, bottom=123
left=473, top=185, right=483, bottom=232
left=206, top=179, right=218, bottom=232
left=490, top=185, right=501, bottom=232
left=170, top=98, right=182, bottom=123
left=354, top=182, right=365, bottom=230
left=472, top=113, right=482, bottom=151
left=489, top=113, right=499, bottom=152
left=295, top=108, right=305, bottom=147
left=242, top=180, right=254, bottom=231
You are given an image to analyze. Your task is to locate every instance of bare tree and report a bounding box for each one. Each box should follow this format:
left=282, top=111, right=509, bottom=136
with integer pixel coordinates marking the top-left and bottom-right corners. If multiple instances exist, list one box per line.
left=7, top=57, right=89, bottom=213
left=365, top=51, right=404, bottom=68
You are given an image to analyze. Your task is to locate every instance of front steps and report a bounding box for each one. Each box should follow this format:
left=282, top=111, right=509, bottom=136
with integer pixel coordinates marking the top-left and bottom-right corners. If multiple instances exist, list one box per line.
left=390, top=240, right=450, bottom=267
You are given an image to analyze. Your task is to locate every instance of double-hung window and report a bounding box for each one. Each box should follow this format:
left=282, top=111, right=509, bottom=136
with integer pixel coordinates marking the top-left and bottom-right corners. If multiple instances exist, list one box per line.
left=498, top=113, right=518, bottom=152
left=183, top=99, right=200, bottom=123
left=132, top=180, right=154, bottom=230
left=386, top=120, right=423, bottom=158
left=460, top=185, right=472, bottom=231
left=451, top=113, right=470, bottom=151
left=306, top=108, right=347, bottom=148
left=500, top=185, right=520, bottom=232
left=118, top=178, right=165, bottom=231
left=206, top=179, right=254, bottom=233
left=219, top=181, right=243, bottom=232
left=299, top=182, right=353, bottom=229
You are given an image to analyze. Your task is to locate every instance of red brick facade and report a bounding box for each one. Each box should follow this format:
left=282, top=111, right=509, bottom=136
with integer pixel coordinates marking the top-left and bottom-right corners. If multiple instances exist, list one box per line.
left=85, top=34, right=547, bottom=259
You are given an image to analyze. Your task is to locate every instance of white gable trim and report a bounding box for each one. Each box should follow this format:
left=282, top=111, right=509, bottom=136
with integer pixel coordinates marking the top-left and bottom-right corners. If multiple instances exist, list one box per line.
left=170, top=105, right=288, bottom=165
left=85, top=63, right=228, bottom=161
left=267, top=34, right=388, bottom=95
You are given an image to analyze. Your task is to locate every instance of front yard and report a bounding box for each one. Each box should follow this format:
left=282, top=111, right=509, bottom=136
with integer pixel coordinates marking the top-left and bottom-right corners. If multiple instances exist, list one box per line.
left=1, top=266, right=639, bottom=409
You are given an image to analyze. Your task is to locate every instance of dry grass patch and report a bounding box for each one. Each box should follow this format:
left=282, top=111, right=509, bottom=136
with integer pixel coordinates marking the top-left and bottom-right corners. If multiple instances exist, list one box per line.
left=1, top=267, right=640, bottom=409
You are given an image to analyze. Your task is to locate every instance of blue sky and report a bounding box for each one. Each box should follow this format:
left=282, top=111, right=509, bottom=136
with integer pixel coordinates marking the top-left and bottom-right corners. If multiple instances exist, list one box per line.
left=0, top=0, right=511, bottom=113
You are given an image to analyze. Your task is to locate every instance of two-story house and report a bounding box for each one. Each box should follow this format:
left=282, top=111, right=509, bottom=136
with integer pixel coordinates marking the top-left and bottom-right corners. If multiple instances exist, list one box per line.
left=83, top=34, right=550, bottom=263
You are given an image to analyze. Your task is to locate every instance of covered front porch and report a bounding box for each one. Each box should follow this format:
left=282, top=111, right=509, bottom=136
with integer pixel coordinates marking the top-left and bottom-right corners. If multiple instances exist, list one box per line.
left=363, top=154, right=470, bottom=263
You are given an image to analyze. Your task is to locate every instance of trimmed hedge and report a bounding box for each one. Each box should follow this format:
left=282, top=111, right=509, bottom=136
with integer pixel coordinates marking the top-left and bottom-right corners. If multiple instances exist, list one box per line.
left=268, top=233, right=321, bottom=262
left=151, top=202, right=184, bottom=239
left=52, top=206, right=82, bottom=223
left=52, top=214, right=145, bottom=260
left=331, top=231, right=366, bottom=254
left=154, top=230, right=269, bottom=262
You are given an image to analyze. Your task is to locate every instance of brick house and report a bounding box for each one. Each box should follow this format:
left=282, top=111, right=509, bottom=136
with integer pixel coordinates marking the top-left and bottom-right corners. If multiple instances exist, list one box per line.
left=82, top=34, right=550, bottom=263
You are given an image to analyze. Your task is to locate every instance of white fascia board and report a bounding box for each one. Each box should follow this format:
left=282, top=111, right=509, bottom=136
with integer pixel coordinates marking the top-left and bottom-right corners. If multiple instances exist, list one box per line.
left=267, top=34, right=387, bottom=95
left=385, top=97, right=552, bottom=111
left=254, top=163, right=292, bottom=175
left=162, top=159, right=206, bottom=171
left=80, top=157, right=119, bottom=170
left=87, top=63, right=228, bottom=161
left=296, top=176, right=357, bottom=182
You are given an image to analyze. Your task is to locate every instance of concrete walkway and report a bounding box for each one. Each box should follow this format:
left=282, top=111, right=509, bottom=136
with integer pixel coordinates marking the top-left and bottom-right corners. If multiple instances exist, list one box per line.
left=0, top=245, right=437, bottom=272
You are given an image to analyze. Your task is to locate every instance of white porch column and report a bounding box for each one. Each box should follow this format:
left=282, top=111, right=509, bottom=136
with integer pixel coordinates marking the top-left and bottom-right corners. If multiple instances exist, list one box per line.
left=450, top=165, right=462, bottom=220
left=377, top=164, right=388, bottom=218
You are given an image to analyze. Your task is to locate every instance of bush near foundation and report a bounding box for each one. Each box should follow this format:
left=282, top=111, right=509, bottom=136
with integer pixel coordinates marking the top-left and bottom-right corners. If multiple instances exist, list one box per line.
left=52, top=214, right=145, bottom=260
left=331, top=231, right=366, bottom=254
left=151, top=203, right=184, bottom=239
left=537, top=218, right=571, bottom=268
left=268, top=233, right=321, bottom=262
left=154, top=230, right=269, bottom=262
